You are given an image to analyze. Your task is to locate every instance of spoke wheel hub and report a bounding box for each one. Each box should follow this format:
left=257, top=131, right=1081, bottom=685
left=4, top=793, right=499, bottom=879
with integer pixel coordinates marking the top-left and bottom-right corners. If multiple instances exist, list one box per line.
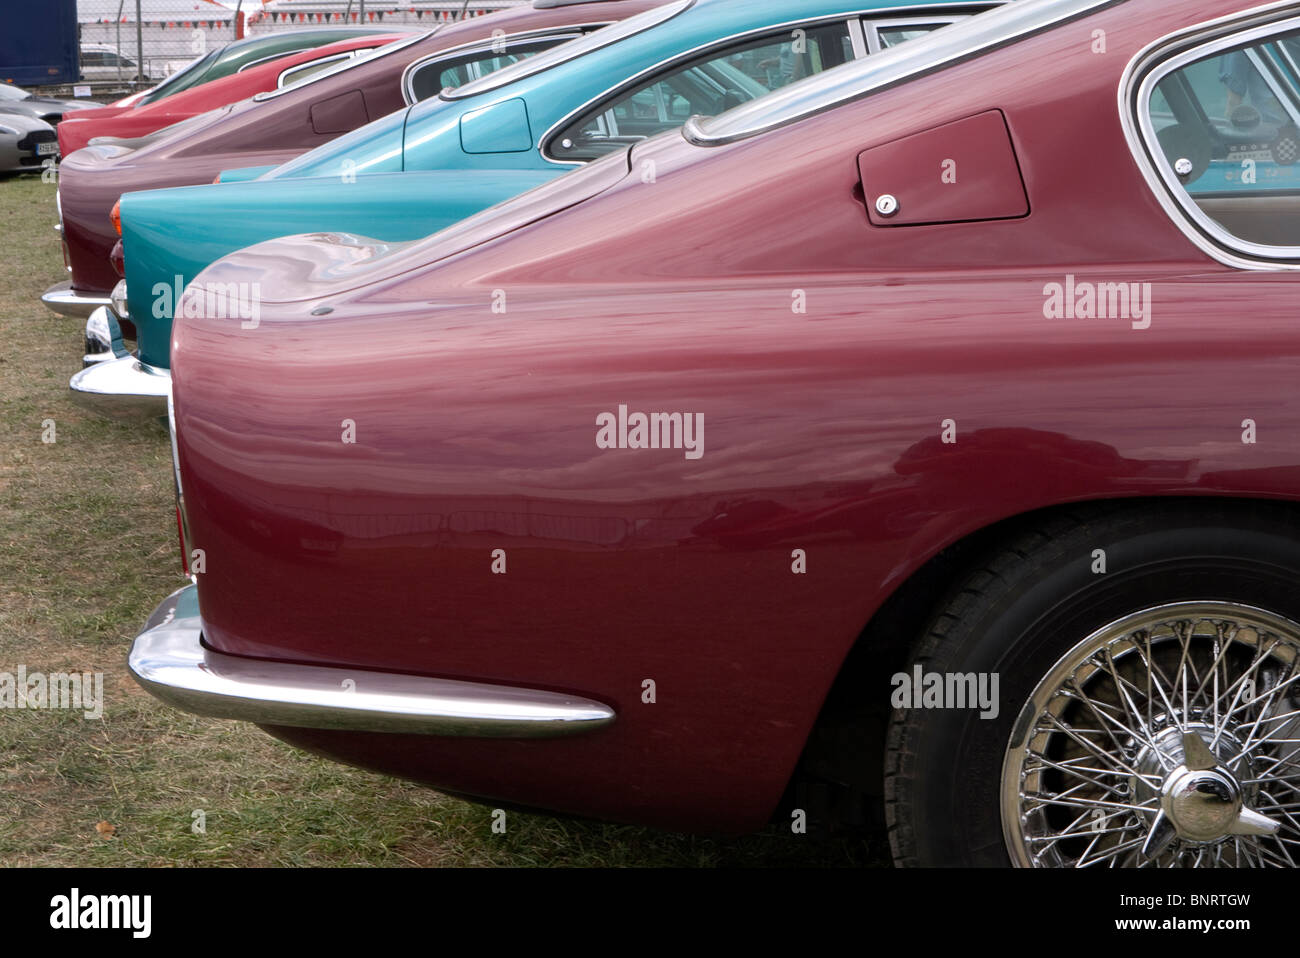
left=1002, top=602, right=1300, bottom=867
left=1132, top=723, right=1254, bottom=845
left=1162, top=766, right=1241, bottom=842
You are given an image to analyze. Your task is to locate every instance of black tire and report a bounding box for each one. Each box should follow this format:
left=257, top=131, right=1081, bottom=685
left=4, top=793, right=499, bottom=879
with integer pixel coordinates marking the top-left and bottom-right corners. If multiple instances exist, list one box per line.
left=885, top=501, right=1300, bottom=867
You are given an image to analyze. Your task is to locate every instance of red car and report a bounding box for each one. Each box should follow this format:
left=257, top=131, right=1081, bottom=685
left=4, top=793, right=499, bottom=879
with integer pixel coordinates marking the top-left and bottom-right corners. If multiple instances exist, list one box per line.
left=56, top=33, right=405, bottom=155
left=133, top=0, right=1300, bottom=868
left=43, top=0, right=658, bottom=320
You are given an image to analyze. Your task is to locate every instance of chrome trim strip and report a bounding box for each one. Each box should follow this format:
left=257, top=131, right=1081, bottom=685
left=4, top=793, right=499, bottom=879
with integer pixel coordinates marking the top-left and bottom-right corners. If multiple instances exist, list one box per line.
left=275, top=50, right=357, bottom=89
left=166, top=383, right=191, bottom=562
left=1277, top=33, right=1300, bottom=83
left=865, top=15, right=966, bottom=52
left=401, top=26, right=591, bottom=104
left=69, top=352, right=170, bottom=421
left=685, top=0, right=1105, bottom=146
left=167, top=384, right=183, bottom=501
left=128, top=586, right=617, bottom=737
left=848, top=17, right=870, bottom=58
left=1243, top=44, right=1300, bottom=129
left=442, top=0, right=695, bottom=101
left=864, top=16, right=883, bottom=55
left=538, top=5, right=975, bottom=166
left=1120, top=1, right=1300, bottom=271
left=41, top=280, right=111, bottom=319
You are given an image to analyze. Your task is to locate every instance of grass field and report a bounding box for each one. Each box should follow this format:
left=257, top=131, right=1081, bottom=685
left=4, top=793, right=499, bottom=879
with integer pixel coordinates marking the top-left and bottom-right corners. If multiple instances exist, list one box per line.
left=0, top=172, right=886, bottom=867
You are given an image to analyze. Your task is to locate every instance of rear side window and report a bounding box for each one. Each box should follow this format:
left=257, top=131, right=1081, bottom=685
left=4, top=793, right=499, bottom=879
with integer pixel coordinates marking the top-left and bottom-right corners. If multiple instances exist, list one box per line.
left=279, top=52, right=365, bottom=89
left=549, top=21, right=856, bottom=163
left=876, top=23, right=948, bottom=49
left=1140, top=22, right=1300, bottom=256
left=407, top=35, right=579, bottom=102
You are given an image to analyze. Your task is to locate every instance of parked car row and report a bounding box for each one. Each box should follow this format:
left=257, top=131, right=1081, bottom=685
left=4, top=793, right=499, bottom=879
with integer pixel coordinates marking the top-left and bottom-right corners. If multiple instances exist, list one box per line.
left=32, top=0, right=1300, bottom=867
left=0, top=82, right=100, bottom=173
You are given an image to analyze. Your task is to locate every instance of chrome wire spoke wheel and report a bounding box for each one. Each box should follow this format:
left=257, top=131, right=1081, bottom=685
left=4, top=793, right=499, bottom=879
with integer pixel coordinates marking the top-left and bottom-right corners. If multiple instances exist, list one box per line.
left=1003, top=601, right=1300, bottom=867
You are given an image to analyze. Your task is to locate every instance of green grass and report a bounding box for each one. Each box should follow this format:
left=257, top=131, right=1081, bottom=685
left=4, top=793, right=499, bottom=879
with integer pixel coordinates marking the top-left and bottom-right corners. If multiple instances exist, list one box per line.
left=0, top=172, right=886, bottom=867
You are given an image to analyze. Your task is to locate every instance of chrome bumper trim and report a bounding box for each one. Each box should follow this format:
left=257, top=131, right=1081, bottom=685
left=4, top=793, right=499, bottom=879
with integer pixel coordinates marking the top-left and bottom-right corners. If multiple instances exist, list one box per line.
left=69, top=353, right=170, bottom=421
left=42, top=280, right=111, bottom=319
left=129, top=586, right=617, bottom=738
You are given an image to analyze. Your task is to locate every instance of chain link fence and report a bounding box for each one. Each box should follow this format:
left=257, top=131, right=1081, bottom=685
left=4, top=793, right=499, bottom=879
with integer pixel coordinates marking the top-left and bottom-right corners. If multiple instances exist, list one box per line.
left=70, top=0, right=524, bottom=95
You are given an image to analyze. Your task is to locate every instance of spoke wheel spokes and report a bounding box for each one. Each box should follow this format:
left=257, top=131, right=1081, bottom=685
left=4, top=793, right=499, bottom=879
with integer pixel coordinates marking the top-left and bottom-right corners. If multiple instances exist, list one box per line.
left=1002, top=602, right=1300, bottom=868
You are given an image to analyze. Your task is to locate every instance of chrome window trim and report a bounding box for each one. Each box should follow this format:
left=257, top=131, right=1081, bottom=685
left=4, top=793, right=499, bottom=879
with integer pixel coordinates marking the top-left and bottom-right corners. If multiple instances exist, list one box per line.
left=1122, top=2, right=1300, bottom=270
left=867, top=16, right=964, bottom=51
left=1244, top=44, right=1300, bottom=127
left=401, top=26, right=592, bottom=104
left=538, top=9, right=899, bottom=167
left=276, top=50, right=359, bottom=89
left=1277, top=34, right=1300, bottom=82
left=685, top=0, right=1101, bottom=146
left=848, top=17, right=869, bottom=58
left=251, top=31, right=431, bottom=103
left=442, top=0, right=696, bottom=101
left=864, top=16, right=883, bottom=55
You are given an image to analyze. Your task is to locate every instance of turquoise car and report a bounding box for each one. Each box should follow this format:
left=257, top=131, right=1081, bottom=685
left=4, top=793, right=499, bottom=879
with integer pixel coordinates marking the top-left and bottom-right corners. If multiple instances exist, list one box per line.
left=80, top=0, right=1002, bottom=416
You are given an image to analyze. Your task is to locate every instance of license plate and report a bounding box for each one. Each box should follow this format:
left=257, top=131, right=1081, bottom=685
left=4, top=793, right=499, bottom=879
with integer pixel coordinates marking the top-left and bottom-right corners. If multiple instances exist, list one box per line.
left=36, top=142, right=58, bottom=156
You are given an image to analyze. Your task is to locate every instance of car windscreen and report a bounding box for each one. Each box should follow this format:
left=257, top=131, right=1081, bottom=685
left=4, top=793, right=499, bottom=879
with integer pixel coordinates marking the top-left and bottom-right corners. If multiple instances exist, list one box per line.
left=0, top=84, right=31, bottom=101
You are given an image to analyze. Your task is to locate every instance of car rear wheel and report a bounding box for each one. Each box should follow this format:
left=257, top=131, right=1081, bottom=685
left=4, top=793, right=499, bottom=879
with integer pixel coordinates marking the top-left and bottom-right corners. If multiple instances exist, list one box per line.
left=885, top=503, right=1300, bottom=867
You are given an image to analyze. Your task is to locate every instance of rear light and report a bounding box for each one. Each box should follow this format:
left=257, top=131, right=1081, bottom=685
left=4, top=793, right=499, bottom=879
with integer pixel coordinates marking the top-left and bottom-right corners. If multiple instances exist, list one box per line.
left=110, top=241, right=125, bottom=279
left=110, top=199, right=121, bottom=237
left=212, top=174, right=222, bottom=185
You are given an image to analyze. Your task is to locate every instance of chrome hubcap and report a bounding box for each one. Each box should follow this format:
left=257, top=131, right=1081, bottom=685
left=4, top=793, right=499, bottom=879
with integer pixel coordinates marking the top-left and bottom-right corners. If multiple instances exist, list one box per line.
left=1163, top=766, right=1240, bottom=840
left=1003, top=602, right=1300, bottom=867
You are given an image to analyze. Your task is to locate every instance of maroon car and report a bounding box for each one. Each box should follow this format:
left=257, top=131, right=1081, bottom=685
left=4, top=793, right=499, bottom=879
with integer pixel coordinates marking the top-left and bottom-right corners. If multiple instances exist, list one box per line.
left=43, top=0, right=658, bottom=320
left=133, top=0, right=1300, bottom=868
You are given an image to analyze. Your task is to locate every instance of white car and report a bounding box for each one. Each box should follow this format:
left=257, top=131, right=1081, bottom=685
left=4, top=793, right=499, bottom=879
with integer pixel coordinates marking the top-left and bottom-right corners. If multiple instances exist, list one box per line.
left=79, top=44, right=163, bottom=83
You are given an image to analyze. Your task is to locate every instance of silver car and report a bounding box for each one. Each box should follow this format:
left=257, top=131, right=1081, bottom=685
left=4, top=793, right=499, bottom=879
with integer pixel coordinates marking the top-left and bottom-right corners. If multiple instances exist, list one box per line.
left=0, top=83, right=102, bottom=125
left=0, top=113, right=58, bottom=173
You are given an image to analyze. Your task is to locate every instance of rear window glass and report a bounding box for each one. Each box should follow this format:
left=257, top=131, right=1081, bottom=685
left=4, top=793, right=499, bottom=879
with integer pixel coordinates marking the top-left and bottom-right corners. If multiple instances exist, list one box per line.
left=1143, top=25, right=1300, bottom=253
left=443, top=0, right=694, bottom=100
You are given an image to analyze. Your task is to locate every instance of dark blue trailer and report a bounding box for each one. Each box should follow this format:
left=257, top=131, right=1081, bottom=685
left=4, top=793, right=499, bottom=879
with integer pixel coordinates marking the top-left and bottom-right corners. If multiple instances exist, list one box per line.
left=0, top=0, right=79, bottom=87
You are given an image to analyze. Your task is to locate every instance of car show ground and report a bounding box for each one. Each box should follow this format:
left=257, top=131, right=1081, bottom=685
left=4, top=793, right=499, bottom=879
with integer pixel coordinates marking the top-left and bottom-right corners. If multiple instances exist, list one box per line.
left=0, top=174, right=884, bottom=867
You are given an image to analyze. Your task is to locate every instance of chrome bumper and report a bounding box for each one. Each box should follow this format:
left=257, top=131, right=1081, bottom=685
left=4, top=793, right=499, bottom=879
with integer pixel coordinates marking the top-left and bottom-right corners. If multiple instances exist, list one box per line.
left=42, top=280, right=111, bottom=319
left=69, top=353, right=170, bottom=421
left=128, top=585, right=617, bottom=737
